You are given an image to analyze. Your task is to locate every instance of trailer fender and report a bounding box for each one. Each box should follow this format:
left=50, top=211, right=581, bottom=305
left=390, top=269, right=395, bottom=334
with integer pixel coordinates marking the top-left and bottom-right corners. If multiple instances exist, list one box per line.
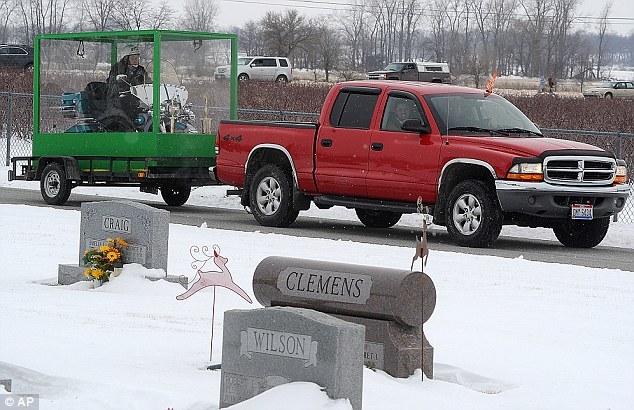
left=36, top=157, right=81, bottom=181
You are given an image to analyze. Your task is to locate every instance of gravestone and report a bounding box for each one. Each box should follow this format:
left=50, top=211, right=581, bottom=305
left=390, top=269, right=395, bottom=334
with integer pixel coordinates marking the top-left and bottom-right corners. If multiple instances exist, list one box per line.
left=220, top=307, right=365, bottom=409
left=58, top=200, right=175, bottom=285
left=0, top=379, right=11, bottom=392
left=252, top=256, right=436, bottom=379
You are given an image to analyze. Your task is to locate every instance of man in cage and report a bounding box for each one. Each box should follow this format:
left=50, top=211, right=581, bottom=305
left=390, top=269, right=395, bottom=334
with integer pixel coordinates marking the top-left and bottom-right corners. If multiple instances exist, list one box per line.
left=102, top=45, right=152, bottom=131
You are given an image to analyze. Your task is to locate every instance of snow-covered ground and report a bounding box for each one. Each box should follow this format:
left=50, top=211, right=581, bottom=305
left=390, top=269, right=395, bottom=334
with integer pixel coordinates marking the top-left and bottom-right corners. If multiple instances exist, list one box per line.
left=1, top=167, right=633, bottom=409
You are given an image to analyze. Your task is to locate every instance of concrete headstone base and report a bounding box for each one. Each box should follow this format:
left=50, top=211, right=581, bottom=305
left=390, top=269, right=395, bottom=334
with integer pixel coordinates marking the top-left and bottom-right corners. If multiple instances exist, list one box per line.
left=58, top=263, right=187, bottom=288
left=333, top=314, right=433, bottom=379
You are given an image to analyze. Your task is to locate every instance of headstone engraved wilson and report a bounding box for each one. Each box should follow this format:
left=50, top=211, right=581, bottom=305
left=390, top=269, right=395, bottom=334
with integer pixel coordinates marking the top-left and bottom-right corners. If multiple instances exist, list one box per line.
left=220, top=307, right=364, bottom=409
left=253, top=257, right=437, bottom=379
left=58, top=200, right=169, bottom=285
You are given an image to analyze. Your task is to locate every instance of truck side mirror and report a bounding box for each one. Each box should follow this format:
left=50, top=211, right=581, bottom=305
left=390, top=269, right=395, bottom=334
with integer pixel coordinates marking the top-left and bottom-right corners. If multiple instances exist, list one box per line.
left=402, top=119, right=431, bottom=134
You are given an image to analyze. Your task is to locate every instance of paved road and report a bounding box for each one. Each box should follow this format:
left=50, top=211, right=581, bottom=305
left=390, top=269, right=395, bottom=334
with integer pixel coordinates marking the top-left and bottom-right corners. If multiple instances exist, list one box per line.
left=2, top=187, right=633, bottom=272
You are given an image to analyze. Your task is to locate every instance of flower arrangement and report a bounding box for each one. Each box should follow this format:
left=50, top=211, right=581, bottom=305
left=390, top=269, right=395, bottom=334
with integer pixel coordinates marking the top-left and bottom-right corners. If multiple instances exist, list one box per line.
left=83, top=237, right=128, bottom=282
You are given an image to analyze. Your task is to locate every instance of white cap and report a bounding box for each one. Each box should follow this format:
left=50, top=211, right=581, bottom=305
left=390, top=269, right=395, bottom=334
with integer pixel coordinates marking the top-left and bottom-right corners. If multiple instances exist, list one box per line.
left=119, top=44, right=140, bottom=58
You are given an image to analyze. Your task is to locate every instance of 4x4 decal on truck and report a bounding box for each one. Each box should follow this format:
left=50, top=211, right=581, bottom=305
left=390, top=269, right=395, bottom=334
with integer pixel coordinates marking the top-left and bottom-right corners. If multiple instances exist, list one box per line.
left=223, top=134, right=243, bottom=142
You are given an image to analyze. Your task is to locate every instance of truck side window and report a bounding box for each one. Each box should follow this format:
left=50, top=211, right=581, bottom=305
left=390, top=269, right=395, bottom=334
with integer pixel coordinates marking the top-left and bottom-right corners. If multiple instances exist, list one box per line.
left=381, top=96, right=425, bottom=132
left=329, top=91, right=379, bottom=129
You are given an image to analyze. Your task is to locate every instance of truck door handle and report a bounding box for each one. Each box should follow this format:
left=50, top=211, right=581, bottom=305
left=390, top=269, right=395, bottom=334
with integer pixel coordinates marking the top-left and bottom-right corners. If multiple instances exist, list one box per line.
left=371, top=142, right=383, bottom=151
left=321, top=139, right=332, bottom=147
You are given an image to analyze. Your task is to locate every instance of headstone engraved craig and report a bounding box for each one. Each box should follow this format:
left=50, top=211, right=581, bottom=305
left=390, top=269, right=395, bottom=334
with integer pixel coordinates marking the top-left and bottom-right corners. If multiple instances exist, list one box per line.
left=253, top=256, right=436, bottom=379
left=220, top=307, right=364, bottom=409
left=58, top=200, right=169, bottom=285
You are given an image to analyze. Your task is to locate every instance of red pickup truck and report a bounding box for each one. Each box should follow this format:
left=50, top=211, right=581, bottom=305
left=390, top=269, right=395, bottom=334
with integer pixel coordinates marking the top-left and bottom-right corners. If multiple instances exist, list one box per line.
left=214, top=81, right=629, bottom=248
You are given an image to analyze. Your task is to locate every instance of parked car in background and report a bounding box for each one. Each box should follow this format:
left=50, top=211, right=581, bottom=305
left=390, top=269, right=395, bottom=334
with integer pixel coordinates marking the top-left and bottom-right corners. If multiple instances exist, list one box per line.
left=215, top=56, right=293, bottom=82
left=368, top=62, right=451, bottom=83
left=583, top=81, right=634, bottom=99
left=0, top=44, right=34, bottom=71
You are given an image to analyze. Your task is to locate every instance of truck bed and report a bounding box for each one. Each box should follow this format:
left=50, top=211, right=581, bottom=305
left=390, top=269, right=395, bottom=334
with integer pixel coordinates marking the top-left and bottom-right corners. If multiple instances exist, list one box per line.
left=216, top=120, right=319, bottom=190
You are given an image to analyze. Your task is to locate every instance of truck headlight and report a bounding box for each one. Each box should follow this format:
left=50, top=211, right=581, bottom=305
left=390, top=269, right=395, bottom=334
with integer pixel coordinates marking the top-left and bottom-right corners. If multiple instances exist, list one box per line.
left=507, top=162, right=543, bottom=181
left=615, top=164, right=628, bottom=184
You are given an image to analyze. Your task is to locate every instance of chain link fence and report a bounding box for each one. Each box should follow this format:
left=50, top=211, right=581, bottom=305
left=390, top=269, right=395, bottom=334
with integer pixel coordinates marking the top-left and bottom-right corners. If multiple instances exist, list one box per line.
left=2, top=93, right=633, bottom=222
left=0, top=92, right=34, bottom=164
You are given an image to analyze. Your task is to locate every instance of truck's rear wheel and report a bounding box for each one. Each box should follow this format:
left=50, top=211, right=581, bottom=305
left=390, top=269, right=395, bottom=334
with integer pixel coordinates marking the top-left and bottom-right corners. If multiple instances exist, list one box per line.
left=355, top=209, right=402, bottom=228
left=160, top=182, right=191, bottom=206
left=40, top=163, right=72, bottom=205
left=249, top=165, right=299, bottom=227
left=553, top=218, right=610, bottom=248
left=445, top=180, right=503, bottom=247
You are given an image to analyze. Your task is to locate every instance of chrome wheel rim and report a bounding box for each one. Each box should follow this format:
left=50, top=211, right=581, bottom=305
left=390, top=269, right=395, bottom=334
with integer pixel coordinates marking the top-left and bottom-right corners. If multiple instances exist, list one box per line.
left=256, top=177, right=281, bottom=216
left=452, top=193, right=482, bottom=235
left=44, top=171, right=61, bottom=197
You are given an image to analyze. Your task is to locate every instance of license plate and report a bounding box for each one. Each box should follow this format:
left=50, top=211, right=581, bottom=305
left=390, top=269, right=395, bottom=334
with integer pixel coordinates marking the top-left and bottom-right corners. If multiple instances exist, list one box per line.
left=571, top=204, right=593, bottom=220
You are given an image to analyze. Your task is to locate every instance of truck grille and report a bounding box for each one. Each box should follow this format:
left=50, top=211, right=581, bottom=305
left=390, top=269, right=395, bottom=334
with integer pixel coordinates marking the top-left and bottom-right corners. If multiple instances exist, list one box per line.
left=543, top=156, right=616, bottom=186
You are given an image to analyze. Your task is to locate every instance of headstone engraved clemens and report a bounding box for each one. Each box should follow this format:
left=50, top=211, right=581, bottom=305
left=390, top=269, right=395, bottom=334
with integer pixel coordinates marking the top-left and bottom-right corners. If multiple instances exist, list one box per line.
left=58, top=200, right=169, bottom=285
left=220, top=307, right=364, bottom=409
left=252, top=257, right=437, bottom=379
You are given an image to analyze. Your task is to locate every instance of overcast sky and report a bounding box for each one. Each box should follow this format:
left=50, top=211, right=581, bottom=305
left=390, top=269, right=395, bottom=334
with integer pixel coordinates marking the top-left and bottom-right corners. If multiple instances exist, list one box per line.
left=203, top=0, right=633, bottom=36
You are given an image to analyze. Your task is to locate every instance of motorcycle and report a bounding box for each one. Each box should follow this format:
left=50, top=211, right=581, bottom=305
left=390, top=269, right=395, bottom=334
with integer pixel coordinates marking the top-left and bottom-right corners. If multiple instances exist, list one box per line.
left=61, top=65, right=197, bottom=134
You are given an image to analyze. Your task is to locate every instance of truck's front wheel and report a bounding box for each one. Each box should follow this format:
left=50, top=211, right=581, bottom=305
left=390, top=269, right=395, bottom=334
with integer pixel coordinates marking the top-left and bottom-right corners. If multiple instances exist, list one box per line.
left=445, top=180, right=503, bottom=247
left=249, top=165, right=299, bottom=227
left=356, top=209, right=402, bottom=228
left=40, top=163, right=72, bottom=205
left=160, top=182, right=191, bottom=206
left=553, top=218, right=610, bottom=248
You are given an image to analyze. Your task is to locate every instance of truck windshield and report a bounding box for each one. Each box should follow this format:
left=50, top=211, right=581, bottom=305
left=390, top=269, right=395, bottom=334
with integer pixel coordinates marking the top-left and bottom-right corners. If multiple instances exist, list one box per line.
left=425, top=93, right=541, bottom=136
left=384, top=63, right=405, bottom=72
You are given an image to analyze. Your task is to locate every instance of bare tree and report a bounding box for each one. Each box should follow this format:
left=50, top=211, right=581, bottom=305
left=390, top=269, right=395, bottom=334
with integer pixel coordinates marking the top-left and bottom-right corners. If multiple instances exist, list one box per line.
left=314, top=18, right=342, bottom=81
left=111, top=0, right=175, bottom=31
left=429, top=0, right=448, bottom=63
left=0, top=0, right=17, bottom=43
left=596, top=0, right=612, bottom=79
left=518, top=0, right=552, bottom=77
left=17, top=0, right=71, bottom=43
left=81, top=0, right=116, bottom=31
left=181, top=0, right=219, bottom=32
left=338, top=0, right=366, bottom=70
left=238, top=20, right=265, bottom=56
left=260, top=9, right=315, bottom=57
left=490, top=0, right=517, bottom=74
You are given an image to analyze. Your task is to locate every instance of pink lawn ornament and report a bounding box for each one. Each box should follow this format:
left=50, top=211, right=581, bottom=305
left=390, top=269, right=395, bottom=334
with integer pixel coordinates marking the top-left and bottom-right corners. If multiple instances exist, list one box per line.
left=176, top=244, right=252, bottom=303
left=176, top=244, right=252, bottom=363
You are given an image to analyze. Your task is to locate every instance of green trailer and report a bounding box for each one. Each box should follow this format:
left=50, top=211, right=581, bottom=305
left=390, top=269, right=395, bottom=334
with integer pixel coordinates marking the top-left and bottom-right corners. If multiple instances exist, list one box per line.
left=8, top=30, right=238, bottom=205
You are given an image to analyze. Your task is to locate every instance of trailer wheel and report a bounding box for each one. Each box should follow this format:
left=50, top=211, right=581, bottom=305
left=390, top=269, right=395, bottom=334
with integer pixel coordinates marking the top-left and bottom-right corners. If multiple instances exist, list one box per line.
left=553, top=218, right=610, bottom=248
left=249, top=165, right=299, bottom=227
left=40, top=163, right=72, bottom=205
left=445, top=180, right=503, bottom=247
left=161, top=183, right=191, bottom=206
left=355, top=209, right=402, bottom=228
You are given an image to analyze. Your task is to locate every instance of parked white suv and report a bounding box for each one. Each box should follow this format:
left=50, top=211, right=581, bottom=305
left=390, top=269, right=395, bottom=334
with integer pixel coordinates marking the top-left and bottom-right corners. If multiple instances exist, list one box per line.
left=214, top=56, right=293, bottom=82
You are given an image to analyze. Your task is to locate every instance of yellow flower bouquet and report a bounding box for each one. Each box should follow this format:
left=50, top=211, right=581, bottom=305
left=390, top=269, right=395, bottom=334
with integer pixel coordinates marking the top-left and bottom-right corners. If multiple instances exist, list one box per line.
left=82, top=237, right=128, bottom=282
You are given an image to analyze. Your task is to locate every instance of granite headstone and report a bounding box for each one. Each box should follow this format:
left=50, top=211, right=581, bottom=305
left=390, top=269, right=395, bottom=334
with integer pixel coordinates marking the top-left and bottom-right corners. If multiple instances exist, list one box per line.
left=252, top=256, right=436, bottom=379
left=220, top=307, right=365, bottom=409
left=58, top=200, right=170, bottom=285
